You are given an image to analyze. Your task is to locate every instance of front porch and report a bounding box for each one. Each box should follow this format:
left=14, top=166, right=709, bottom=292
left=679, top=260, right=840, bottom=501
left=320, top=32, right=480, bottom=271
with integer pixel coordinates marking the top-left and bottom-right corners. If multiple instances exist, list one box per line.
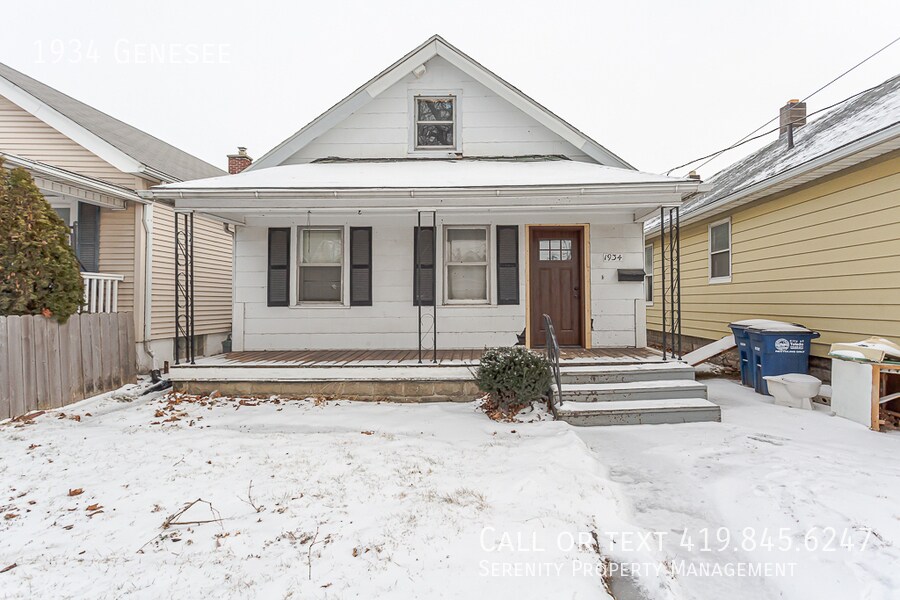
left=168, top=346, right=669, bottom=401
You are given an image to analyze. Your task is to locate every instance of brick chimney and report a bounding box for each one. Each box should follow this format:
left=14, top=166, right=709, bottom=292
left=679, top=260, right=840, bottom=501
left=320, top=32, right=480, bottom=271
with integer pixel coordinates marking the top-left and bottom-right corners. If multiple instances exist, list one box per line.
left=779, top=100, right=807, bottom=137
left=227, top=147, right=252, bottom=174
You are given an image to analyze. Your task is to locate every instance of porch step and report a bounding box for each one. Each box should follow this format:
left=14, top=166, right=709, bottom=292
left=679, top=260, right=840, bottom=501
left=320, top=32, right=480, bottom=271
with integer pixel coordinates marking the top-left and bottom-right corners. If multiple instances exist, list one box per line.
left=555, top=398, right=722, bottom=426
left=560, top=362, right=696, bottom=385
left=551, top=379, right=707, bottom=403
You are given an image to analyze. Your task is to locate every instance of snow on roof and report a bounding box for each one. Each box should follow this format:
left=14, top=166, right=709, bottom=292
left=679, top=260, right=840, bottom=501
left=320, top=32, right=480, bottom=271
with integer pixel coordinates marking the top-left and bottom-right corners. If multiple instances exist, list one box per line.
left=647, top=74, right=900, bottom=230
left=158, top=158, right=687, bottom=191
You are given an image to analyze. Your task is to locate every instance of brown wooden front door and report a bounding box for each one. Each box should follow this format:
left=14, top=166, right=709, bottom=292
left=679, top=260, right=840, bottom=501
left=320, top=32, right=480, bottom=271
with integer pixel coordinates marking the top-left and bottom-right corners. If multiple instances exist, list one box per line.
left=529, top=227, right=584, bottom=346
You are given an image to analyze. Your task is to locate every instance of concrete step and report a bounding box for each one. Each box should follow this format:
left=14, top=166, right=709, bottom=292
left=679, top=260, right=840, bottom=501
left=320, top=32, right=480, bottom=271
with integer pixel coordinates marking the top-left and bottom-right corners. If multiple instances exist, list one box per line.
left=556, top=398, right=721, bottom=426
left=551, top=379, right=707, bottom=403
left=560, top=362, right=696, bottom=385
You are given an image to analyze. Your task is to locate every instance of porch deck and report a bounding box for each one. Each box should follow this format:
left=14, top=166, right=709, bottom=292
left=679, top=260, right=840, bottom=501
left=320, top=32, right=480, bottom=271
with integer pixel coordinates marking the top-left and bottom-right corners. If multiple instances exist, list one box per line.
left=183, top=346, right=664, bottom=368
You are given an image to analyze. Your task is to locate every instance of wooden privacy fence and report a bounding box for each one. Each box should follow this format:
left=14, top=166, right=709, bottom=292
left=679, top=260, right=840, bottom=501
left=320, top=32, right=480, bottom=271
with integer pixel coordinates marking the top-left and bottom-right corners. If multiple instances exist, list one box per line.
left=0, top=312, right=136, bottom=420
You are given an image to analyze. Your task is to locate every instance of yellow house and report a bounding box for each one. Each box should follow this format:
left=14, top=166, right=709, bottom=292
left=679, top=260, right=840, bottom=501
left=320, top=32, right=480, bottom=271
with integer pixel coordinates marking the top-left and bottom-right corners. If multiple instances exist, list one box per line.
left=0, top=61, right=234, bottom=371
left=646, top=74, right=900, bottom=380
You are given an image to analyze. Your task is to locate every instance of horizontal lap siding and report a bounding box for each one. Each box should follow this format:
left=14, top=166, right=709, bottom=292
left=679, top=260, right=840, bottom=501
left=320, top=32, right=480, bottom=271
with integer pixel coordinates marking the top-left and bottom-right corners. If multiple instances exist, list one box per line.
left=98, top=204, right=136, bottom=313
left=150, top=203, right=233, bottom=340
left=647, top=152, right=900, bottom=357
left=237, top=212, right=643, bottom=350
left=285, top=56, right=591, bottom=163
left=0, top=95, right=138, bottom=188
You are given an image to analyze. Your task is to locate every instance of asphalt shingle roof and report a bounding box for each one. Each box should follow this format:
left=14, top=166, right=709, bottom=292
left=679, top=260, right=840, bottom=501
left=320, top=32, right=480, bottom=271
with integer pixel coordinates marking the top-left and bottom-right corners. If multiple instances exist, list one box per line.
left=0, top=62, right=224, bottom=182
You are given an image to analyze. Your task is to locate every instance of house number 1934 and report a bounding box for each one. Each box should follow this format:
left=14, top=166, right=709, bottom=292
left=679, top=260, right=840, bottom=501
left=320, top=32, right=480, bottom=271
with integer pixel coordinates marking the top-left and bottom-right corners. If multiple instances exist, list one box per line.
left=603, top=253, right=623, bottom=262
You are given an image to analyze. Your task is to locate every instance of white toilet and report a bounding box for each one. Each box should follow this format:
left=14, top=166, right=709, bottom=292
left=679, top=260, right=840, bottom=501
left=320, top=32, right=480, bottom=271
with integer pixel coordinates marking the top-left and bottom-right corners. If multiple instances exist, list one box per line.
left=763, top=373, right=822, bottom=409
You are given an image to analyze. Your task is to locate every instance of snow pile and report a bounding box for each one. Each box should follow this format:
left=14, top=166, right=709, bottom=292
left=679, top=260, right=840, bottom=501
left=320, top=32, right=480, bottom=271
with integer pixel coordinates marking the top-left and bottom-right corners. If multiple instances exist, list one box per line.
left=0, top=390, right=672, bottom=599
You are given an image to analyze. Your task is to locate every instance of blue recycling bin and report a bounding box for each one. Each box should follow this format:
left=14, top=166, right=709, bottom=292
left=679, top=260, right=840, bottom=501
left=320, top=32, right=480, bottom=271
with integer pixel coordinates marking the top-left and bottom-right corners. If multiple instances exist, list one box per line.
left=747, top=324, right=820, bottom=395
left=729, top=319, right=793, bottom=388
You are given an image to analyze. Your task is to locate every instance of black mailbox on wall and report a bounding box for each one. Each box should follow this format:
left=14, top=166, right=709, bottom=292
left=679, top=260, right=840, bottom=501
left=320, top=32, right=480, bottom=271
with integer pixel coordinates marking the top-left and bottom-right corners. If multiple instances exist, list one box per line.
left=617, top=269, right=645, bottom=282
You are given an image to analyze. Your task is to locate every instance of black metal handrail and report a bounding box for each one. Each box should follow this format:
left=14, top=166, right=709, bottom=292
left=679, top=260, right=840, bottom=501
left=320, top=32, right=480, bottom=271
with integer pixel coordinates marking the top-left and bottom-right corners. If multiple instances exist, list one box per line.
left=543, top=314, right=562, bottom=417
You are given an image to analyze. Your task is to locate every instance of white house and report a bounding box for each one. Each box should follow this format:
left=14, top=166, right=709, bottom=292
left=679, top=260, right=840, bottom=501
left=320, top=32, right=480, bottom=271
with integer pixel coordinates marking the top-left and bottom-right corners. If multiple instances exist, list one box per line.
left=149, top=35, right=702, bottom=357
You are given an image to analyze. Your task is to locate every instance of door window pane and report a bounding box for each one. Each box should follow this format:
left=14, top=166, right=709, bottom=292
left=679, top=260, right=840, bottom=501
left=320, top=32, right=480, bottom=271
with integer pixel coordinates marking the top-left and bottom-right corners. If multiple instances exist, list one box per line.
left=538, top=239, right=572, bottom=261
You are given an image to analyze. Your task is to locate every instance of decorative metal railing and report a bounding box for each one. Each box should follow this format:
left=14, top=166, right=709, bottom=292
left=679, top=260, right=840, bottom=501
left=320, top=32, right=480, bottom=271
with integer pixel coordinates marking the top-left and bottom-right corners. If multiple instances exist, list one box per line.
left=174, top=211, right=195, bottom=365
left=543, top=313, right=562, bottom=417
left=416, top=210, right=437, bottom=364
left=80, top=272, right=124, bottom=313
left=659, top=206, right=683, bottom=360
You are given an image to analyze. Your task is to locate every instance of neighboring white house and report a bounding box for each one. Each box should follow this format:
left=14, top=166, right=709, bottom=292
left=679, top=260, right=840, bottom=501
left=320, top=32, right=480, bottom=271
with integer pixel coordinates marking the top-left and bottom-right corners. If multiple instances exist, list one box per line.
left=149, top=35, right=702, bottom=354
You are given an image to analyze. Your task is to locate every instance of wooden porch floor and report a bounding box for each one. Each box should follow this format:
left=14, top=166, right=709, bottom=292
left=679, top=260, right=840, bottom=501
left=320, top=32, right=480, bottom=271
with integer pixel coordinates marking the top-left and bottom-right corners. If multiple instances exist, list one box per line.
left=188, top=347, right=663, bottom=367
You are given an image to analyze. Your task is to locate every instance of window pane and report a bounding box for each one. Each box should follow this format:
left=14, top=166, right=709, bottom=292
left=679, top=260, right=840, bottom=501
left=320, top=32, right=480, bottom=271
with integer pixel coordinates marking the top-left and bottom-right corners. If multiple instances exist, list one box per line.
left=447, top=228, right=486, bottom=263
left=711, top=251, right=730, bottom=279
left=417, top=99, right=453, bottom=122
left=645, top=275, right=653, bottom=302
left=300, top=266, right=342, bottom=301
left=417, top=123, right=454, bottom=147
left=302, top=230, right=342, bottom=264
left=644, top=246, right=653, bottom=271
left=710, top=223, right=729, bottom=253
left=447, top=265, right=487, bottom=300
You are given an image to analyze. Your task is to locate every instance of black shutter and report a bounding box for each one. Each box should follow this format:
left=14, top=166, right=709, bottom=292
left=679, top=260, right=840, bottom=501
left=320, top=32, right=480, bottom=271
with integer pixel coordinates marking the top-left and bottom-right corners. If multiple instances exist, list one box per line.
left=496, top=225, right=519, bottom=305
left=350, top=227, right=372, bottom=306
left=267, top=228, right=291, bottom=307
left=413, top=226, right=435, bottom=306
left=76, top=202, right=100, bottom=272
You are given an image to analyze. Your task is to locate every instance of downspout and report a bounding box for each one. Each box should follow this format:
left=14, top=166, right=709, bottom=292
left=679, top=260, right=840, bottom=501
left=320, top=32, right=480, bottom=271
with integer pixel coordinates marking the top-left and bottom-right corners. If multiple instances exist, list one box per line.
left=141, top=202, right=156, bottom=369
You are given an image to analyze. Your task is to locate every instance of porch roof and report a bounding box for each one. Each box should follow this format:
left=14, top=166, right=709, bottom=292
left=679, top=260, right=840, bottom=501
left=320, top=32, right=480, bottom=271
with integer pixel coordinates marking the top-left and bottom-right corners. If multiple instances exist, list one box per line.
left=155, top=158, right=693, bottom=192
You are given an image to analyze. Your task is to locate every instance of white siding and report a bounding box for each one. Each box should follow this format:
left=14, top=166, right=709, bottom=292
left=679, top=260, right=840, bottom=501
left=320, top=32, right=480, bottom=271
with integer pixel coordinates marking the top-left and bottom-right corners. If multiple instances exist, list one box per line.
left=286, top=56, right=592, bottom=163
left=234, top=210, right=643, bottom=350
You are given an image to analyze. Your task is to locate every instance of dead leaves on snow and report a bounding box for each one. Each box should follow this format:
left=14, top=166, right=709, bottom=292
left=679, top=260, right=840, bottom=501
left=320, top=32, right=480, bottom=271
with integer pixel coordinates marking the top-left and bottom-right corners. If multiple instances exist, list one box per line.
left=67, top=488, right=83, bottom=497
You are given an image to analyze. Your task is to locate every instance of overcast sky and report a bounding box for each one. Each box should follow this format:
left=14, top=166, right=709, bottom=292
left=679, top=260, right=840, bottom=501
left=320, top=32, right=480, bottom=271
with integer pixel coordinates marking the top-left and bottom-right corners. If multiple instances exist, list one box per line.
left=2, top=0, right=898, bottom=177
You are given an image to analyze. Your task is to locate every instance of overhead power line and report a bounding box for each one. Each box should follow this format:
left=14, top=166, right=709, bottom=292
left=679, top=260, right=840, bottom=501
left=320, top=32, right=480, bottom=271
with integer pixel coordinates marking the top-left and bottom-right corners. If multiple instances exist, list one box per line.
left=667, top=34, right=900, bottom=176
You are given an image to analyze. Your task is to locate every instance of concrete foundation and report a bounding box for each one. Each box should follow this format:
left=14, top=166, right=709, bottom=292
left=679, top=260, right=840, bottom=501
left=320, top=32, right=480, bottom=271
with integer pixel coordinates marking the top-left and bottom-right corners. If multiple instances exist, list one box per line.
left=174, top=378, right=482, bottom=403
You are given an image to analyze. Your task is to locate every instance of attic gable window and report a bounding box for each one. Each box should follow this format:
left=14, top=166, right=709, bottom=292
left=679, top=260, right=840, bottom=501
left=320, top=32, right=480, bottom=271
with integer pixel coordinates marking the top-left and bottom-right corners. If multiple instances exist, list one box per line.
left=415, top=97, right=455, bottom=148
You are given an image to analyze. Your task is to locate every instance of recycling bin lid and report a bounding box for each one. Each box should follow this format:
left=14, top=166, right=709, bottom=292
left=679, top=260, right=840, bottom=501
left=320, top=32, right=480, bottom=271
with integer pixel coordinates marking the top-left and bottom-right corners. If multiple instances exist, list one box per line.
left=730, top=319, right=794, bottom=328
left=748, top=323, right=814, bottom=333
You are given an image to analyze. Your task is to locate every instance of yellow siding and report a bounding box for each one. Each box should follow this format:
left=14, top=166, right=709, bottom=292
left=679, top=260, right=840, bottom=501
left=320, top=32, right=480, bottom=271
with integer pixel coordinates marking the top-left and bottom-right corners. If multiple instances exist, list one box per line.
left=648, top=151, right=900, bottom=358
left=0, top=94, right=138, bottom=188
left=150, top=202, right=233, bottom=340
left=98, top=204, right=137, bottom=313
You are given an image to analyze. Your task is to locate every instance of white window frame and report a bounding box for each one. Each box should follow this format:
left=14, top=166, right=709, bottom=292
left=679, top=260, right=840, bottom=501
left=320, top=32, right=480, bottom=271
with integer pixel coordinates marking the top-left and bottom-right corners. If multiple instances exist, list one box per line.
left=708, top=217, right=732, bottom=284
left=296, top=226, right=345, bottom=305
left=644, top=243, right=654, bottom=305
left=408, top=90, right=462, bottom=155
left=443, top=225, right=490, bottom=305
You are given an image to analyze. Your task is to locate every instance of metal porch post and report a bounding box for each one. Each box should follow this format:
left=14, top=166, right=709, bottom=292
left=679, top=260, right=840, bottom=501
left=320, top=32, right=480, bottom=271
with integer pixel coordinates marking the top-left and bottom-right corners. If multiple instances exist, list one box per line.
left=660, top=207, right=667, bottom=360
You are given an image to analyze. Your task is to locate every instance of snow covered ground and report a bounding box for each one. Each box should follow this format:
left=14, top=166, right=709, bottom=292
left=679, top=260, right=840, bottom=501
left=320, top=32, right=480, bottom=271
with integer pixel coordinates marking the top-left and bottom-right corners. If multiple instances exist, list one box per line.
left=1, top=379, right=898, bottom=599
left=577, top=379, right=900, bottom=600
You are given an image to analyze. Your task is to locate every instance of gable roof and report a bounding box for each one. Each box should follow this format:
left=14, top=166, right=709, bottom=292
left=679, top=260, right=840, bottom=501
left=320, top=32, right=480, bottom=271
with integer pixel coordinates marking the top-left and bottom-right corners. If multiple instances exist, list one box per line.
left=647, top=73, right=900, bottom=233
left=249, top=35, right=633, bottom=171
left=0, top=61, right=224, bottom=182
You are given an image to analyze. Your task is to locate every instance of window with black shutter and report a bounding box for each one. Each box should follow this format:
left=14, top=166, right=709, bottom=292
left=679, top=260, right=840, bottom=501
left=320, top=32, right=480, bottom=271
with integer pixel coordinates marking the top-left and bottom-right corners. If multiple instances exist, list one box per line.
left=267, top=228, right=291, bottom=306
left=413, top=226, right=435, bottom=306
left=496, top=225, right=519, bottom=305
left=76, top=202, right=100, bottom=272
left=350, top=227, right=372, bottom=306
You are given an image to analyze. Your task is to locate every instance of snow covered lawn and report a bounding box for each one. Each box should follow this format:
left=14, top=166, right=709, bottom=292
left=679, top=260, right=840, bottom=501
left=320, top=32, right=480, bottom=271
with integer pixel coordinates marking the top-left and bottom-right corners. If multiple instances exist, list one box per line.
left=0, top=389, right=654, bottom=599
left=1, top=379, right=898, bottom=599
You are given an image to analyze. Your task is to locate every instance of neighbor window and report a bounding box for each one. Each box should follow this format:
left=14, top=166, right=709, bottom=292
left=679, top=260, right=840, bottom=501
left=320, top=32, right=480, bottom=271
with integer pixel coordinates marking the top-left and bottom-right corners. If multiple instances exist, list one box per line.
left=444, top=226, right=489, bottom=303
left=644, top=244, right=653, bottom=303
left=708, top=219, right=731, bottom=282
left=298, top=228, right=343, bottom=302
left=415, top=96, right=455, bottom=148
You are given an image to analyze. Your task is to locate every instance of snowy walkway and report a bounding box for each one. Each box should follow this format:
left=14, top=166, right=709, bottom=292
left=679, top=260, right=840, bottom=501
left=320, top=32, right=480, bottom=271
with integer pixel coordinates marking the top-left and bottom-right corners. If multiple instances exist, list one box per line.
left=576, top=378, right=900, bottom=600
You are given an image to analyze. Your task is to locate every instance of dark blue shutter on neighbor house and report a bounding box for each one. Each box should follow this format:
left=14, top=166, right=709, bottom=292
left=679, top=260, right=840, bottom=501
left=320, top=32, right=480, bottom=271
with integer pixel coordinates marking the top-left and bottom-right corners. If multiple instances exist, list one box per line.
left=413, top=226, right=435, bottom=306
left=267, top=228, right=291, bottom=306
left=496, top=225, right=519, bottom=305
left=76, top=202, right=100, bottom=272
